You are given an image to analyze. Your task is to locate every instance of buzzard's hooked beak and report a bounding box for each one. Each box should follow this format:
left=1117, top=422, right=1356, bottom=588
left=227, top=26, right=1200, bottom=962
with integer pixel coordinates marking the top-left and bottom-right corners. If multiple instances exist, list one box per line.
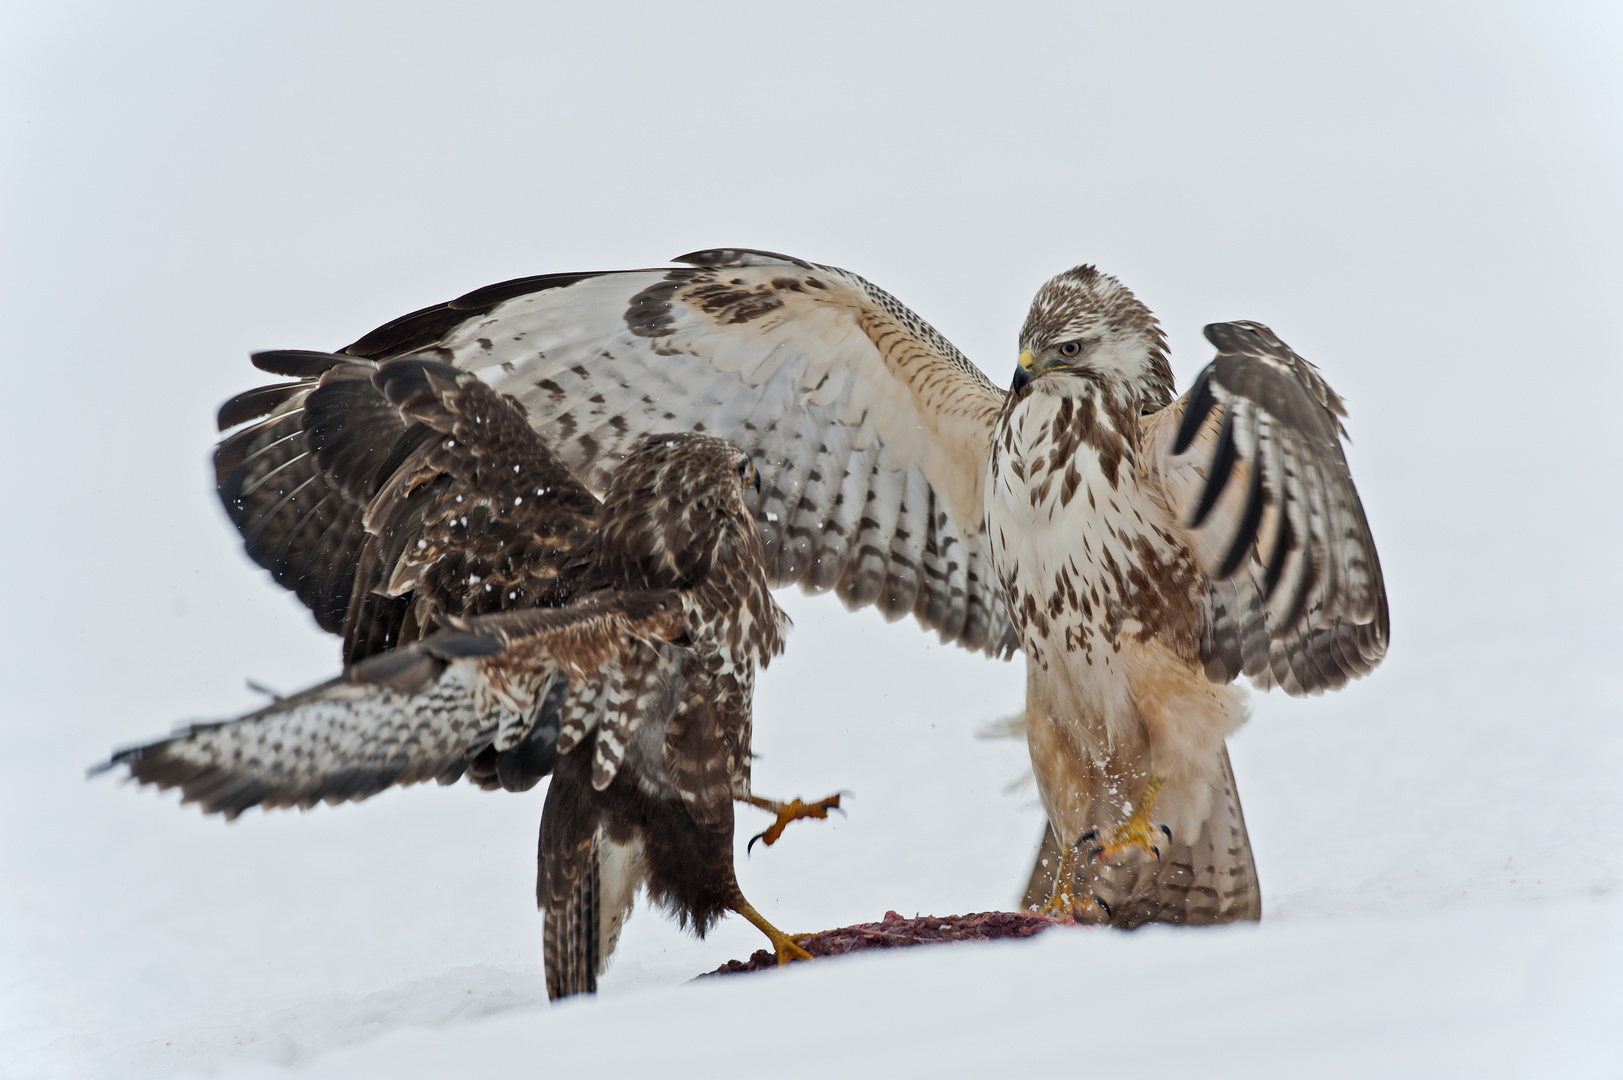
left=744, top=460, right=761, bottom=494
left=1011, top=348, right=1036, bottom=393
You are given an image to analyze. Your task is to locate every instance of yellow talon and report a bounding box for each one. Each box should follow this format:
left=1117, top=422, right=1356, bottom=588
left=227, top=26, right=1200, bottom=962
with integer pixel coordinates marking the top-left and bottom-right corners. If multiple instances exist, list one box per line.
left=1081, top=774, right=1171, bottom=863
left=1035, top=840, right=1111, bottom=922
left=744, top=792, right=846, bottom=854
left=1037, top=841, right=1081, bottom=918
left=733, top=900, right=813, bottom=964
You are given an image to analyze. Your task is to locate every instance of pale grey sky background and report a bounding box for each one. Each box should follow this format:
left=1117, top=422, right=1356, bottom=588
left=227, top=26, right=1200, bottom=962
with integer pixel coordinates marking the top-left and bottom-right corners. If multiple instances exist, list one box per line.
left=3, top=4, right=1621, bottom=1076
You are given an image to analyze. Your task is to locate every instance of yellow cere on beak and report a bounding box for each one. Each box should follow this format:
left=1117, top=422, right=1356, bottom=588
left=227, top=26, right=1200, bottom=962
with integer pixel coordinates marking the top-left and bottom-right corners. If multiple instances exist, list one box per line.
left=1018, top=348, right=1036, bottom=372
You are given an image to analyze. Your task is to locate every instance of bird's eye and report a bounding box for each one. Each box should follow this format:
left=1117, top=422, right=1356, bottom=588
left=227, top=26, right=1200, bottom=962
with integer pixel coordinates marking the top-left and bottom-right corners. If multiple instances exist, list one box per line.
left=737, top=458, right=761, bottom=493
left=1059, top=341, right=1083, bottom=358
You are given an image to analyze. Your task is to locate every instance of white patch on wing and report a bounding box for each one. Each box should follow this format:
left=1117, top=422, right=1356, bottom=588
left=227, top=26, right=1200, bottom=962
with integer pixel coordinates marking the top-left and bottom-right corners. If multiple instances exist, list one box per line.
left=418, top=259, right=1012, bottom=656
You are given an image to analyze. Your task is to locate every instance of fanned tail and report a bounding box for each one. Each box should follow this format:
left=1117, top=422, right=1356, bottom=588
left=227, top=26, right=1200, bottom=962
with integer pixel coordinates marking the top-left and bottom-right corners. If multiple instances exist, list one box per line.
left=1022, top=745, right=1260, bottom=927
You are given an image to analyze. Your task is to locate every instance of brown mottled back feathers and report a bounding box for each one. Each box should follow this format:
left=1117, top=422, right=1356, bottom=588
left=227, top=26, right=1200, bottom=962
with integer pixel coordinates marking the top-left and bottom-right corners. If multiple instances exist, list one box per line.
left=217, top=355, right=601, bottom=663
left=115, top=371, right=783, bottom=817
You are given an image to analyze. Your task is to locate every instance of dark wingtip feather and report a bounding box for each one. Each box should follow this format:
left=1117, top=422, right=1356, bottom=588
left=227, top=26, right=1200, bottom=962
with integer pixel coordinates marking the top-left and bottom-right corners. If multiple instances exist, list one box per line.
left=672, top=248, right=811, bottom=268
left=344, top=273, right=611, bottom=359
left=1190, top=407, right=1238, bottom=528
left=448, top=272, right=604, bottom=311
left=217, top=382, right=306, bottom=431
left=251, top=350, right=352, bottom=378
left=86, top=753, right=127, bottom=779
left=1203, top=322, right=1254, bottom=353
left=1172, top=366, right=1217, bottom=456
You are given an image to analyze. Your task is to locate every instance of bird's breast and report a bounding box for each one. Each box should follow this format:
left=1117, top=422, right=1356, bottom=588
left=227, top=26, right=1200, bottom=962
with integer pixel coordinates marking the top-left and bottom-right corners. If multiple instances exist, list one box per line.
left=986, top=385, right=1201, bottom=677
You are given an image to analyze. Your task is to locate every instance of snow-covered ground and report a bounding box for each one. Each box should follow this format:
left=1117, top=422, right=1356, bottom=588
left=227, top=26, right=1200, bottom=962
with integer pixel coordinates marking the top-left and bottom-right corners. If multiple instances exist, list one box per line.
left=3, top=4, right=1621, bottom=1077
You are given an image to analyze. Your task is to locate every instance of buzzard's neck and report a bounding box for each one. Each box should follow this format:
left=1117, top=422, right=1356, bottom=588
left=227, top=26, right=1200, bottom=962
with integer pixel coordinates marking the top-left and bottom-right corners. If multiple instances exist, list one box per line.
left=994, top=369, right=1144, bottom=492
left=691, top=559, right=786, bottom=669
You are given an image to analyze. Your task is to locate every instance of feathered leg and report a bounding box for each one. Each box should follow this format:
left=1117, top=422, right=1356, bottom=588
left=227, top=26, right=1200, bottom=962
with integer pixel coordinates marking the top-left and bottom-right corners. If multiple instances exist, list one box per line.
left=1079, top=774, right=1171, bottom=863
left=1024, top=746, right=1261, bottom=928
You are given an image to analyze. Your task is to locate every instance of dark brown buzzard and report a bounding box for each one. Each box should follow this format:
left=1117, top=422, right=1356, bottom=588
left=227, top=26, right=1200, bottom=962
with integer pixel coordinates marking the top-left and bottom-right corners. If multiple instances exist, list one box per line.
left=99, top=357, right=838, bottom=998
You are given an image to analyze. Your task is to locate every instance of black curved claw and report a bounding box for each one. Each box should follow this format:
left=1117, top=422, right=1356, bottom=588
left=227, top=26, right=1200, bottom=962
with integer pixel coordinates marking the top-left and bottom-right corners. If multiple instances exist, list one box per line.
left=827, top=790, right=853, bottom=820
left=1094, top=896, right=1113, bottom=920
left=746, top=831, right=768, bottom=857
left=1076, top=827, right=1107, bottom=862
left=1160, top=824, right=1173, bottom=841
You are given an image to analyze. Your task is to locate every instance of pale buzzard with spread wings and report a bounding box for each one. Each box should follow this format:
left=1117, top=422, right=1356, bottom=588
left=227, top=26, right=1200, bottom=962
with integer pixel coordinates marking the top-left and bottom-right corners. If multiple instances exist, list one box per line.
left=188, top=248, right=1387, bottom=929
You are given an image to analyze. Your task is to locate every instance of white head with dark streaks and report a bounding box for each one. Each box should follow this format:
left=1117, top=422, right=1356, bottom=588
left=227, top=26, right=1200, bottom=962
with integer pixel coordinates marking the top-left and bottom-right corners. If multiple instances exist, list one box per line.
left=1012, top=265, right=1173, bottom=411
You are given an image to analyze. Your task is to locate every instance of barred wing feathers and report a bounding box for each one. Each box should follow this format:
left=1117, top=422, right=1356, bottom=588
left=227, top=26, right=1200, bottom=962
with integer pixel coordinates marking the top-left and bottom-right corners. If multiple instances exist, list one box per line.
left=96, top=594, right=688, bottom=819
left=345, top=249, right=1016, bottom=656
left=214, top=354, right=371, bottom=638
left=216, top=354, right=600, bottom=662
left=1142, top=321, right=1388, bottom=695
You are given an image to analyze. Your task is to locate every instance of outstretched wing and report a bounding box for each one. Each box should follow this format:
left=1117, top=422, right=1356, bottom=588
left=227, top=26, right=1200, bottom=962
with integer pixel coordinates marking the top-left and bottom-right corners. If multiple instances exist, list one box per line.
left=95, top=593, right=688, bottom=819
left=326, top=249, right=1013, bottom=655
left=216, top=354, right=601, bottom=662
left=213, top=352, right=374, bottom=638
left=1142, top=321, right=1388, bottom=694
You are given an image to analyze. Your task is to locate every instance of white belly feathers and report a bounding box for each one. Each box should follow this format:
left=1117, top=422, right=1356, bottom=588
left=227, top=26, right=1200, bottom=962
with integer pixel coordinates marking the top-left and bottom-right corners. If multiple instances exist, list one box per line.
left=986, top=379, right=1248, bottom=833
